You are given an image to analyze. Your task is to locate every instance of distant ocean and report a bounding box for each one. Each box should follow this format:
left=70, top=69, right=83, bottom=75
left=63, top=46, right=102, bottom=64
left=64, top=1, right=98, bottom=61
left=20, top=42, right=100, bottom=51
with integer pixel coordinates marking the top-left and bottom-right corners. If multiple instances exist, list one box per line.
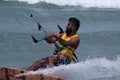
left=0, top=0, right=120, bottom=80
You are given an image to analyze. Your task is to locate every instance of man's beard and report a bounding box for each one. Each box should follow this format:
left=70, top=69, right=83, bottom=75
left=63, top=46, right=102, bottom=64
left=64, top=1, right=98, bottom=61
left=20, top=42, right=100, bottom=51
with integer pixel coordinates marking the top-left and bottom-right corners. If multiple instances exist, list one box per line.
left=65, top=29, right=72, bottom=36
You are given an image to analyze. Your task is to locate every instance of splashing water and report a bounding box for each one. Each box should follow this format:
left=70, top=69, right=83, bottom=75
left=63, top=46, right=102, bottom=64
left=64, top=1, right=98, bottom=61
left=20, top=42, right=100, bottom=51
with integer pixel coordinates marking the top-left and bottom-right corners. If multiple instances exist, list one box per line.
left=18, top=57, right=120, bottom=80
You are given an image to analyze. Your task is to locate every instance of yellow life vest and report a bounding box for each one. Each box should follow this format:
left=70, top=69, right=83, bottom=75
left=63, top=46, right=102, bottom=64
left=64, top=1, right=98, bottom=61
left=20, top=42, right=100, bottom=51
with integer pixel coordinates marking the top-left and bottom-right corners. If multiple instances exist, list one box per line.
left=56, top=32, right=78, bottom=61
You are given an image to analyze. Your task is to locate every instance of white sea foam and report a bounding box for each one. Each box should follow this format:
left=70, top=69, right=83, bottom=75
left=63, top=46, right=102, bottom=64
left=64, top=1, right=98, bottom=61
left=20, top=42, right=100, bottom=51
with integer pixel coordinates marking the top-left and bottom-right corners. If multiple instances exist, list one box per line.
left=4, top=0, right=120, bottom=8
left=19, top=57, right=120, bottom=80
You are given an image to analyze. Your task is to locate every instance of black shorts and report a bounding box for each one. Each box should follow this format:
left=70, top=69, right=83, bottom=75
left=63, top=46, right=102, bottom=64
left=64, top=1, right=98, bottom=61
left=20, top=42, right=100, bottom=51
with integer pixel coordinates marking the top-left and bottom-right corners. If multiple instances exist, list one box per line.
left=54, top=54, right=71, bottom=66
left=42, top=54, right=71, bottom=67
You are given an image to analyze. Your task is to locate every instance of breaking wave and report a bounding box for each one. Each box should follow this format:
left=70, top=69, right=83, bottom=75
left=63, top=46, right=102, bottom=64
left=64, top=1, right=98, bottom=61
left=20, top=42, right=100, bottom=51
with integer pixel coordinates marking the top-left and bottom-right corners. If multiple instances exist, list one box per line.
left=3, top=0, right=120, bottom=8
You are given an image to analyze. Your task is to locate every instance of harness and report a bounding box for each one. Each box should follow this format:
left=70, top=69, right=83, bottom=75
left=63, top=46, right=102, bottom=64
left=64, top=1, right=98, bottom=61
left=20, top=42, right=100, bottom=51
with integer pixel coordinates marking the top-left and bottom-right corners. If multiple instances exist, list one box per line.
left=54, top=32, right=79, bottom=62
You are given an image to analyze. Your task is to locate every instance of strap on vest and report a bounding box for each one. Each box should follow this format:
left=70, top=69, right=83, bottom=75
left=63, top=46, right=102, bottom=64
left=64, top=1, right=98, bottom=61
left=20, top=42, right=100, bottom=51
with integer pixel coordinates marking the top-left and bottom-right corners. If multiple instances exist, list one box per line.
left=73, top=52, right=79, bottom=63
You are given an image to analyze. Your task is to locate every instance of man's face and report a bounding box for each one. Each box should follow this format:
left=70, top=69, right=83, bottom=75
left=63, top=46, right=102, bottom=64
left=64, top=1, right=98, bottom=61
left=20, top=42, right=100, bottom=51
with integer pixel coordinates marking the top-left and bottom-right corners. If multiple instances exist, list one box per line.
left=65, top=22, right=73, bottom=36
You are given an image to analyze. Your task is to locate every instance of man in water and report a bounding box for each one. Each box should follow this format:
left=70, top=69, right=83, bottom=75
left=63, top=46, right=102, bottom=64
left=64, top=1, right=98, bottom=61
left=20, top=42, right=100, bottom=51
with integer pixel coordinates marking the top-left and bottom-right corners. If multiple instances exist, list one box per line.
left=27, top=17, right=80, bottom=71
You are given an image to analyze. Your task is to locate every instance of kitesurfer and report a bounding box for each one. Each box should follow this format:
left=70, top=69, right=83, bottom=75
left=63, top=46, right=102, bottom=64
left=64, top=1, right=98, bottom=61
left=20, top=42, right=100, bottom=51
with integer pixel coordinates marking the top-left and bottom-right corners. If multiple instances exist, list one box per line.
left=27, top=17, right=80, bottom=71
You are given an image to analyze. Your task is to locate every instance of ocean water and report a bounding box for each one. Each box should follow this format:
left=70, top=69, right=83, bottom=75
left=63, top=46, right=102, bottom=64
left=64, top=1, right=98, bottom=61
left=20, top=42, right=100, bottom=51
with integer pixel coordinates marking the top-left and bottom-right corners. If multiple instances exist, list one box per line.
left=0, top=0, right=120, bottom=80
